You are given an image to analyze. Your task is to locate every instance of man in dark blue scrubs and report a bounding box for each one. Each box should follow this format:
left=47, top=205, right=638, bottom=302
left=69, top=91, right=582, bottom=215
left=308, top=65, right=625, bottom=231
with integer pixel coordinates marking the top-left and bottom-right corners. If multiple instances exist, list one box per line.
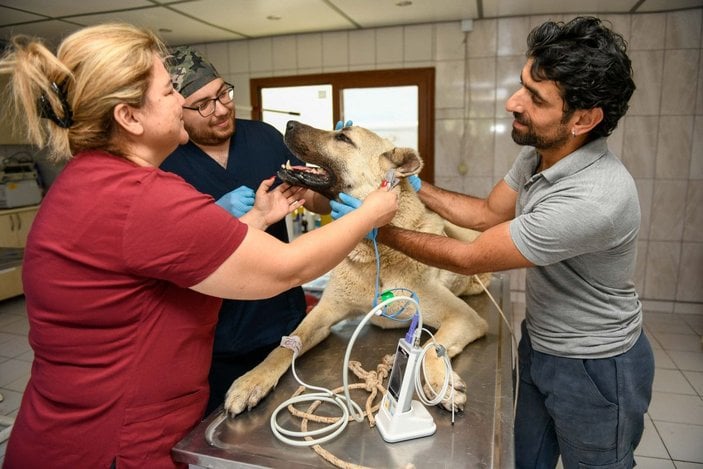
left=162, top=46, right=330, bottom=416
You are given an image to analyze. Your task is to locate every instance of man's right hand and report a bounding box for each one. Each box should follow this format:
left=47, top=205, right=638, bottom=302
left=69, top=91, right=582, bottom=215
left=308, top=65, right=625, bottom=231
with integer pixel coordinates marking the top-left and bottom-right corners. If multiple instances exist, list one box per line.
left=407, top=174, right=422, bottom=192
left=216, top=185, right=255, bottom=218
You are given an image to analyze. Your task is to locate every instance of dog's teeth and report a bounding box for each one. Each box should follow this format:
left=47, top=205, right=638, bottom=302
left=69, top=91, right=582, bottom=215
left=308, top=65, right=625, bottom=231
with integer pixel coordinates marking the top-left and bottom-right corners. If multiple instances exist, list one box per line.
left=285, top=160, right=292, bottom=170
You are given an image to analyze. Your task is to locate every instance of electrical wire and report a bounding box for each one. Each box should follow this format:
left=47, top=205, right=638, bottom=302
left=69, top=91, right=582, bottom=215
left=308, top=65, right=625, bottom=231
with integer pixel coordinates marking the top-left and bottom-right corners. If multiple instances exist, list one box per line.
left=205, top=223, right=518, bottom=454
left=268, top=229, right=517, bottom=447
left=371, top=236, right=512, bottom=420
left=472, top=274, right=519, bottom=417
left=342, top=294, right=425, bottom=421
left=270, top=294, right=422, bottom=446
left=269, top=292, right=459, bottom=447
left=414, top=328, right=456, bottom=423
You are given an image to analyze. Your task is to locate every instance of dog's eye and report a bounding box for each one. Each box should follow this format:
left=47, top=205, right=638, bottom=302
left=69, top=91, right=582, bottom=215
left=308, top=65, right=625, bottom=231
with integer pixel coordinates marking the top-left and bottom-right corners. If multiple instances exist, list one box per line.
left=335, top=132, right=353, bottom=145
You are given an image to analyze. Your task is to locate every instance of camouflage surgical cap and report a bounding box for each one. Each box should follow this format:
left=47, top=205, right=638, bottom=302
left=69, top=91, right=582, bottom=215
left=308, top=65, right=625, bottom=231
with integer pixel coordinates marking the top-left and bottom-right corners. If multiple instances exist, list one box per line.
left=168, top=46, right=220, bottom=98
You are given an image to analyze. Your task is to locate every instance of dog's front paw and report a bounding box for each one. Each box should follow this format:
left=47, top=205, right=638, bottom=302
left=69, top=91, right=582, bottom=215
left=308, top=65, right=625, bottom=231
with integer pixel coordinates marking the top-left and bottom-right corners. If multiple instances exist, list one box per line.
left=224, top=371, right=278, bottom=416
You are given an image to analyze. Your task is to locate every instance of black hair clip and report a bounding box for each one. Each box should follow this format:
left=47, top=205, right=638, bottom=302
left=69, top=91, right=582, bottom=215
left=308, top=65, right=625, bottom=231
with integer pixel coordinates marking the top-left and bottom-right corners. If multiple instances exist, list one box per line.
left=38, top=81, right=73, bottom=129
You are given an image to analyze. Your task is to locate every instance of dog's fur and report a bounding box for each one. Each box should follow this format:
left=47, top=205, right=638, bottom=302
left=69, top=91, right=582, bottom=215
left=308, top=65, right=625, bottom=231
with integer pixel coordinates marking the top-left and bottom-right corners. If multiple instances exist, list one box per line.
left=223, top=121, right=489, bottom=415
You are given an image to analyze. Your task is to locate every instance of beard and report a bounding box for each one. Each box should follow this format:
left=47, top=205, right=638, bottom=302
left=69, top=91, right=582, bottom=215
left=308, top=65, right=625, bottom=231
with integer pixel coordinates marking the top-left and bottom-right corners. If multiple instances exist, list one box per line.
left=186, top=112, right=235, bottom=146
left=511, top=112, right=570, bottom=150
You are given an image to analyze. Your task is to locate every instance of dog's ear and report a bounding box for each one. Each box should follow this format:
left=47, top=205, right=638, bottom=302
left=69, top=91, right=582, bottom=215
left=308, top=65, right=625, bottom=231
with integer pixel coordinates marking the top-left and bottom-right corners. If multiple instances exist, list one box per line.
left=381, top=147, right=424, bottom=177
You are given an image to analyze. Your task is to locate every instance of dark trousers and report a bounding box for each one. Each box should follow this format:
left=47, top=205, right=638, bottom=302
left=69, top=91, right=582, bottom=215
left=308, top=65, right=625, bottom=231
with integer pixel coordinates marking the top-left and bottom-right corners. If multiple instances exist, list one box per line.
left=514, top=320, right=654, bottom=469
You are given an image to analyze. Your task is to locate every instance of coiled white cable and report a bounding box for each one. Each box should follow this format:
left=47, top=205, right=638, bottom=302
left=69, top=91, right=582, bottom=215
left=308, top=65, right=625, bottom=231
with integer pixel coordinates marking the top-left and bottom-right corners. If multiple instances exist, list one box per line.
left=342, top=294, right=422, bottom=422
left=269, top=339, right=363, bottom=447
left=271, top=293, right=458, bottom=446
left=414, top=329, right=456, bottom=423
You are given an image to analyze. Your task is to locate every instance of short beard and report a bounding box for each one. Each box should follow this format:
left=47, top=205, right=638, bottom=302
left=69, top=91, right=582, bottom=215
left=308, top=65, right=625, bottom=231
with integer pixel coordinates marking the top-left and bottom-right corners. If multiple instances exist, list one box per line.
left=511, top=115, right=571, bottom=150
left=186, top=114, right=235, bottom=146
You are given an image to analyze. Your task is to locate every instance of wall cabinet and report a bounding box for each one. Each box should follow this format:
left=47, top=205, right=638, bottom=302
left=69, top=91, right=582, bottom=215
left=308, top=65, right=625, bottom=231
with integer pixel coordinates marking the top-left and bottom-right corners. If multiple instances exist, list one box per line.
left=0, top=206, right=38, bottom=248
left=0, top=205, right=38, bottom=300
left=0, top=265, right=23, bottom=301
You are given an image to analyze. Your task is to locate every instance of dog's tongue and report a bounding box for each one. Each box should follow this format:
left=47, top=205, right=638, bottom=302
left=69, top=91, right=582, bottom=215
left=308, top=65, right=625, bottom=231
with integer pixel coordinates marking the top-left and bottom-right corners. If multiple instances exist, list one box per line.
left=277, top=162, right=337, bottom=200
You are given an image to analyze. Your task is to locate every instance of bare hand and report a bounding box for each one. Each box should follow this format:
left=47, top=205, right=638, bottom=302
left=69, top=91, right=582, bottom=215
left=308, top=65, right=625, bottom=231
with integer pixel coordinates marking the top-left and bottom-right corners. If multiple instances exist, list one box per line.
left=242, top=177, right=305, bottom=229
left=361, top=187, right=398, bottom=228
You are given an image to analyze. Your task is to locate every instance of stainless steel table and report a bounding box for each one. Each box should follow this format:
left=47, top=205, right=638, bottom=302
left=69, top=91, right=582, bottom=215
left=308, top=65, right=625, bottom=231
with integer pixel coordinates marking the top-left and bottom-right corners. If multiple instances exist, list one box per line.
left=173, top=274, right=515, bottom=468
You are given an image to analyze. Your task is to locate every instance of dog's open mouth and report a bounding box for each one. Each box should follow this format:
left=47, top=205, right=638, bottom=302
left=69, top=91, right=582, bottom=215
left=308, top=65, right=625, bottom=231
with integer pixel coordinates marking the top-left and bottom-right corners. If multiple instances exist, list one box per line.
left=277, top=160, right=337, bottom=198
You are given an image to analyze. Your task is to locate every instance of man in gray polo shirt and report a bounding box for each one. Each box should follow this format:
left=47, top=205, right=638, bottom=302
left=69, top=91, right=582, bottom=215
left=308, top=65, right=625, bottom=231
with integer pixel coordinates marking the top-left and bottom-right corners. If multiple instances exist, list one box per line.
left=368, top=16, right=654, bottom=469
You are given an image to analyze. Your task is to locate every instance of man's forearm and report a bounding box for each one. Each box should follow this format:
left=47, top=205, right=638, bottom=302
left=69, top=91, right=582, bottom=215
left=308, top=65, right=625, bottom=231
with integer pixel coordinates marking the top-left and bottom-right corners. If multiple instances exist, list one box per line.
left=418, top=180, right=516, bottom=232
left=376, top=221, right=532, bottom=276
left=418, top=183, right=491, bottom=231
left=376, top=225, right=479, bottom=276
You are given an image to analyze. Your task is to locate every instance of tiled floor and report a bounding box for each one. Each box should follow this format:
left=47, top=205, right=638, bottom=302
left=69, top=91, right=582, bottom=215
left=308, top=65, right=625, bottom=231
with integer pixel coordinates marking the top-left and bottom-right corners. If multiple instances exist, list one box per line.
left=1, top=294, right=702, bottom=468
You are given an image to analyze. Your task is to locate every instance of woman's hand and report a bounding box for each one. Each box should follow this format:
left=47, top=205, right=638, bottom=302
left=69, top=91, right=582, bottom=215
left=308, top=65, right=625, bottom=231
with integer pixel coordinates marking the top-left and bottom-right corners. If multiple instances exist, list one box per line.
left=240, top=177, right=305, bottom=230
left=358, top=187, right=398, bottom=228
left=329, top=187, right=398, bottom=239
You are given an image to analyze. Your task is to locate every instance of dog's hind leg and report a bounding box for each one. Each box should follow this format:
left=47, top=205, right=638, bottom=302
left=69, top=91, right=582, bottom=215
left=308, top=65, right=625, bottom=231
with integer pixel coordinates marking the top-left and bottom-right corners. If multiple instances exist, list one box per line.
left=414, top=284, right=488, bottom=412
left=440, top=270, right=493, bottom=297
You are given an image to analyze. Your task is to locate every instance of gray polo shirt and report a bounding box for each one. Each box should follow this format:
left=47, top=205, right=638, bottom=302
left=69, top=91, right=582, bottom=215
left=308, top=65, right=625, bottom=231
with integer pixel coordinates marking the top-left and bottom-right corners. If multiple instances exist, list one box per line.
left=506, top=138, right=642, bottom=358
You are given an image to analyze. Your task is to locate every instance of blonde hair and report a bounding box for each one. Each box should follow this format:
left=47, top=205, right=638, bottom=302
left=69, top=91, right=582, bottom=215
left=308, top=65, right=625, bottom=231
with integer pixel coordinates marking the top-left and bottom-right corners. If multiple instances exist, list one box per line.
left=0, top=23, right=167, bottom=162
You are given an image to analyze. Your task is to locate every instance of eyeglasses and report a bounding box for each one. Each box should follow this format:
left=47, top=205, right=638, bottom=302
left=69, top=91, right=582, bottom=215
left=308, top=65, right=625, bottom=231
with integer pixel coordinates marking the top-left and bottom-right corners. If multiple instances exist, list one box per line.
left=182, top=84, right=234, bottom=117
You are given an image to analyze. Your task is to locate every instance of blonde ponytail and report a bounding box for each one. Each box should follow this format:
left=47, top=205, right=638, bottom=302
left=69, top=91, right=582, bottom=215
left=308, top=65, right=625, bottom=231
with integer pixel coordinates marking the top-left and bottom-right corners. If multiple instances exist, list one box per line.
left=0, top=23, right=166, bottom=162
left=1, top=36, right=73, bottom=158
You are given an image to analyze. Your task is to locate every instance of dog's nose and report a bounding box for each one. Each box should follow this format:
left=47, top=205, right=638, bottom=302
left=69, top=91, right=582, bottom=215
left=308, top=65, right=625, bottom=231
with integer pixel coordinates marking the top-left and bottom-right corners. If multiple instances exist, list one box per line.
left=286, top=120, right=300, bottom=133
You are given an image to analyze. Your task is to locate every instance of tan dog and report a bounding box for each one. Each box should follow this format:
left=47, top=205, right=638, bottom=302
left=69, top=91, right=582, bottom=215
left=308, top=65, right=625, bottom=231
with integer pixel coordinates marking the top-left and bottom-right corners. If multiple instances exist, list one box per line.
left=223, top=121, right=489, bottom=415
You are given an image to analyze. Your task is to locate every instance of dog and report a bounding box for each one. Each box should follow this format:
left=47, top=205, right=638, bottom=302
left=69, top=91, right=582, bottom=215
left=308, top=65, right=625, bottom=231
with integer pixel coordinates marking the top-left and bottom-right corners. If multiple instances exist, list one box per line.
left=223, top=121, right=490, bottom=416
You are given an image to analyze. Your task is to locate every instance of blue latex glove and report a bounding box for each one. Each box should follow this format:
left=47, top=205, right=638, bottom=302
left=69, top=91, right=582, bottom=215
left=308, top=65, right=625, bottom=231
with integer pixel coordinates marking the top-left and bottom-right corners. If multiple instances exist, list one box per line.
left=330, top=192, right=377, bottom=240
left=335, top=120, right=353, bottom=130
left=407, top=174, right=422, bottom=192
left=216, top=185, right=255, bottom=217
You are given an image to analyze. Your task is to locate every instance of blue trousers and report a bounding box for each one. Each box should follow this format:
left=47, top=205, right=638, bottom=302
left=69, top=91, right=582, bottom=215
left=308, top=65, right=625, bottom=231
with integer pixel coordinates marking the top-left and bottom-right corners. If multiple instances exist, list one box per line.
left=514, top=320, right=654, bottom=469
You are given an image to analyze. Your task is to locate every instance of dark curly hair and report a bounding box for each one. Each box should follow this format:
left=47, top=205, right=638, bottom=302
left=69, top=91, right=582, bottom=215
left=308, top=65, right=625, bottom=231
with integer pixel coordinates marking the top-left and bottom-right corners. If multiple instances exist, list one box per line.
left=526, top=16, right=635, bottom=139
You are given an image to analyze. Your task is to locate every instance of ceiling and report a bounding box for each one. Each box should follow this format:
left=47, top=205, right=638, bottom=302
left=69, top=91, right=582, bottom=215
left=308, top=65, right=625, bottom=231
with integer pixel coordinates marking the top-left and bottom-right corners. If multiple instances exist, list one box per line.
left=1, top=0, right=702, bottom=47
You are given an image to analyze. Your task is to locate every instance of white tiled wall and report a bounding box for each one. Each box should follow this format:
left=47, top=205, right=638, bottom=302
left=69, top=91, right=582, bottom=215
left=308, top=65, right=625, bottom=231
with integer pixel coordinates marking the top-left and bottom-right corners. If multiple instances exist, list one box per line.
left=184, top=8, right=703, bottom=303
left=3, top=8, right=702, bottom=303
